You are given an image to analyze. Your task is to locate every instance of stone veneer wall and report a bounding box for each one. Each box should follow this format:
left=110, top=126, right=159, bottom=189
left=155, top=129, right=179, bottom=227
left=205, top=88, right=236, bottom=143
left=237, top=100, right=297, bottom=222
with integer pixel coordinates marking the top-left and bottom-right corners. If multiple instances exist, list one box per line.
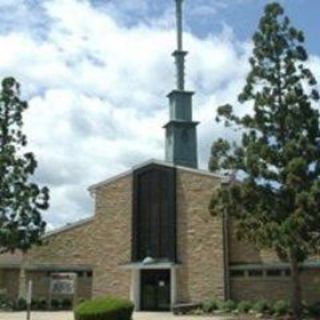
left=26, top=174, right=132, bottom=300
left=229, top=219, right=320, bottom=303
left=1, top=269, right=19, bottom=300
left=176, top=170, right=226, bottom=303
left=25, top=167, right=227, bottom=305
left=231, top=270, right=320, bottom=304
left=91, top=175, right=132, bottom=298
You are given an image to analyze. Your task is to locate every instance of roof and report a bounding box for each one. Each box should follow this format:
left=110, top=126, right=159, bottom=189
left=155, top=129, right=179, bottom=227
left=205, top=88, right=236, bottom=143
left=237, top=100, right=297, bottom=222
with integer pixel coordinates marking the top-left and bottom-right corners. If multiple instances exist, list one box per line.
left=0, top=160, right=227, bottom=256
left=88, top=158, right=229, bottom=192
left=43, top=216, right=94, bottom=239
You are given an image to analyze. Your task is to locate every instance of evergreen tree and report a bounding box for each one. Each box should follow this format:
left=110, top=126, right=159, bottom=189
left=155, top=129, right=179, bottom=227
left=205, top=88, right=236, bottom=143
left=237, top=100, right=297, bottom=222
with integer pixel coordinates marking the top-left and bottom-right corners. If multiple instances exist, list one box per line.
left=0, top=77, right=49, bottom=254
left=209, top=3, right=320, bottom=318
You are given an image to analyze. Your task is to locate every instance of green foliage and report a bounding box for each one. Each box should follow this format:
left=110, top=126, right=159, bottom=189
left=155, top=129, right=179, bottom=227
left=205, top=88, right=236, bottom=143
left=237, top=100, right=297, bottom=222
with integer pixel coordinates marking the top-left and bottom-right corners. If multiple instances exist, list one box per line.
left=219, top=299, right=237, bottom=313
left=252, top=299, right=270, bottom=314
left=209, top=2, right=320, bottom=316
left=237, top=301, right=252, bottom=313
left=0, top=293, right=12, bottom=310
left=14, top=297, right=27, bottom=311
left=74, top=296, right=134, bottom=320
left=51, top=298, right=61, bottom=310
left=307, top=302, right=320, bottom=317
left=30, top=297, right=48, bottom=310
left=0, top=77, right=49, bottom=253
left=61, top=297, right=72, bottom=310
left=36, top=298, right=48, bottom=310
left=202, top=299, right=219, bottom=313
left=272, top=300, right=290, bottom=316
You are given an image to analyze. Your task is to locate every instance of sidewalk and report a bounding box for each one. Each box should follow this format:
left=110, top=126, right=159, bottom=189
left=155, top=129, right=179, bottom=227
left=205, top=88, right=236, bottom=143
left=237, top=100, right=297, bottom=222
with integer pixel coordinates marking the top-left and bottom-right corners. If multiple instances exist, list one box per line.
left=0, top=311, right=234, bottom=320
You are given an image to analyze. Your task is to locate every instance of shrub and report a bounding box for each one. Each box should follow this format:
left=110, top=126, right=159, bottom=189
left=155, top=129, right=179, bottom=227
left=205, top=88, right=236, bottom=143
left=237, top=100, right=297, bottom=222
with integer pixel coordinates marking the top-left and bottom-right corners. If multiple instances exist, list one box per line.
left=272, top=300, right=290, bottom=316
left=14, top=297, right=27, bottom=311
left=31, top=298, right=38, bottom=310
left=308, top=302, right=320, bottom=317
left=61, top=298, right=72, bottom=310
left=74, top=296, right=134, bottom=320
left=219, top=300, right=237, bottom=313
left=51, top=298, right=61, bottom=310
left=202, top=299, right=219, bottom=313
left=37, top=298, right=48, bottom=310
left=0, top=293, right=12, bottom=311
left=237, top=301, right=252, bottom=313
left=252, top=299, right=270, bottom=314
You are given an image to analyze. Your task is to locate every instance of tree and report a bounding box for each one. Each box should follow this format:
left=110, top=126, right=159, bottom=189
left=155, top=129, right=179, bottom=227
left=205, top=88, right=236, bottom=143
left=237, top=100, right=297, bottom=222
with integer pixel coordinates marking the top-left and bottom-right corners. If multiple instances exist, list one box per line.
left=209, top=3, right=320, bottom=319
left=0, top=77, right=49, bottom=296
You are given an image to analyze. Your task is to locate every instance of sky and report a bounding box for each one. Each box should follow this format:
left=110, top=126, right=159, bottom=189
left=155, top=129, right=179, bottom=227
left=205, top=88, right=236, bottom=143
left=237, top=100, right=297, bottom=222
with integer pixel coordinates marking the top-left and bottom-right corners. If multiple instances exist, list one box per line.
left=0, top=0, right=319, bottom=229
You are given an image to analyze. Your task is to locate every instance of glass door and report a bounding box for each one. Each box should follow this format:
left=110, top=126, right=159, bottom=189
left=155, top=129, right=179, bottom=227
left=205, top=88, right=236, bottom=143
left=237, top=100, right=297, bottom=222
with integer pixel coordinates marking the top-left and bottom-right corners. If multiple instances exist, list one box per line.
left=141, top=269, right=170, bottom=311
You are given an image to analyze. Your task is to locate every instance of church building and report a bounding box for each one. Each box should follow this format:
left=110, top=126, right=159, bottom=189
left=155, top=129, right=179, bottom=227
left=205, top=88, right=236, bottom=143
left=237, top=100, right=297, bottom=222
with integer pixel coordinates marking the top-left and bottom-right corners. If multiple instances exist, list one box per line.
left=1, top=0, right=320, bottom=311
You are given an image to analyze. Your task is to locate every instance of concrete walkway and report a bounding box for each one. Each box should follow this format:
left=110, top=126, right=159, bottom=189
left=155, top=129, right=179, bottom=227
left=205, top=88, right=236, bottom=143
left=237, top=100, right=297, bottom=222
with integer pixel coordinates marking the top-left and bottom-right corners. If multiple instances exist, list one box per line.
left=0, top=311, right=233, bottom=320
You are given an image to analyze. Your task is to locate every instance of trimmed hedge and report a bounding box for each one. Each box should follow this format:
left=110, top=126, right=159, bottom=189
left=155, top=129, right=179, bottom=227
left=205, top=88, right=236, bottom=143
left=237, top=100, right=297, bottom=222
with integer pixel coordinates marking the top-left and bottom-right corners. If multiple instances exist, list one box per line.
left=74, top=296, right=134, bottom=320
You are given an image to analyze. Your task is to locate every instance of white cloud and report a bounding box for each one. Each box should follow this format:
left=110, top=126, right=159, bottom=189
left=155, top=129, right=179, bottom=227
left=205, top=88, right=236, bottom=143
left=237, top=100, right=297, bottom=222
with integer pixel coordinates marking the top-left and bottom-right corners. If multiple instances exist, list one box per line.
left=0, top=0, right=319, bottom=229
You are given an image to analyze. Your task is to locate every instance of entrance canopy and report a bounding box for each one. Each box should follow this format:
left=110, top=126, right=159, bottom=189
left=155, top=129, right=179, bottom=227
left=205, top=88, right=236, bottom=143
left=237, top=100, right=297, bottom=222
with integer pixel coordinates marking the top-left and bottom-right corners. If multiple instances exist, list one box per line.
left=120, top=261, right=180, bottom=270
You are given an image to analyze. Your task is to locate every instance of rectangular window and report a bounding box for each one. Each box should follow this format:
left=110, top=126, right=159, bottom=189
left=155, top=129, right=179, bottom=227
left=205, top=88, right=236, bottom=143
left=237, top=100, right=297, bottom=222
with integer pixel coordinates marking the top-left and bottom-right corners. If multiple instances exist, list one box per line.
left=284, top=269, right=291, bottom=276
left=132, top=164, right=176, bottom=262
left=248, top=269, right=263, bottom=277
left=230, top=270, right=245, bottom=277
left=266, top=269, right=282, bottom=277
left=86, top=271, right=93, bottom=278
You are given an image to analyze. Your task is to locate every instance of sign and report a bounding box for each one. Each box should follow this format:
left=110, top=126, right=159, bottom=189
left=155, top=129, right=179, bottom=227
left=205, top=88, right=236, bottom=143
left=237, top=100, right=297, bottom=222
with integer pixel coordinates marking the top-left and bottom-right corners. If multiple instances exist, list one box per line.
left=50, top=273, right=76, bottom=295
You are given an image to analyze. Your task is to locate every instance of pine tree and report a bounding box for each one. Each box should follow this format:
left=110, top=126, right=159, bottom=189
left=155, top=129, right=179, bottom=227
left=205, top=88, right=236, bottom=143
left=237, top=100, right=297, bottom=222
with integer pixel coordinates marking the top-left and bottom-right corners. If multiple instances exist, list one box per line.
left=0, top=77, right=49, bottom=254
left=209, top=3, right=320, bottom=318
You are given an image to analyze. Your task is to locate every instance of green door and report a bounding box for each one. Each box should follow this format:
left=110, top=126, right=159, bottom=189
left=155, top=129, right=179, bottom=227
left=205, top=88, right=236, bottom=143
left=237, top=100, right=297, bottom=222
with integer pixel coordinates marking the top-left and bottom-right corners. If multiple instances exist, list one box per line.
left=141, top=269, right=170, bottom=311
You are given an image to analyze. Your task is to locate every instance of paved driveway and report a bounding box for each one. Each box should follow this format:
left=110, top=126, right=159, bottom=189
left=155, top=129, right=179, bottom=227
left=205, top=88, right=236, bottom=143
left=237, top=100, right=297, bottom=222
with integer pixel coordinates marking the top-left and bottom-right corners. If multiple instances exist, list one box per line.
left=0, top=311, right=233, bottom=320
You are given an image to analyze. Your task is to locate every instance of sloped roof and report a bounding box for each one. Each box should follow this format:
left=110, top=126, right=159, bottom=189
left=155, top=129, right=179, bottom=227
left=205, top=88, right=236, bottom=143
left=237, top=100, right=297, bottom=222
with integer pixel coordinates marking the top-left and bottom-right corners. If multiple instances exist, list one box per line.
left=88, top=159, right=228, bottom=192
left=43, top=216, right=94, bottom=239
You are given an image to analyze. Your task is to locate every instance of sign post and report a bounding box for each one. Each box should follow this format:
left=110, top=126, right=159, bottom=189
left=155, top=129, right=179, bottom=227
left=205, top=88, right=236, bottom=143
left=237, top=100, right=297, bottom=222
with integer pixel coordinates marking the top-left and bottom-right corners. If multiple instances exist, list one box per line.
left=26, top=280, right=32, bottom=320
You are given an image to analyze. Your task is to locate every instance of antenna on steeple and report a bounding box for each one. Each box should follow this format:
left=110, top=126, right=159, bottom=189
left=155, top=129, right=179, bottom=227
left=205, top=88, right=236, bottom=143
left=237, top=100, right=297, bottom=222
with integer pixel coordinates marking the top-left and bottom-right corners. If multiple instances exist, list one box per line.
left=174, top=0, right=187, bottom=91
left=164, top=0, right=199, bottom=169
left=176, top=0, right=183, bottom=51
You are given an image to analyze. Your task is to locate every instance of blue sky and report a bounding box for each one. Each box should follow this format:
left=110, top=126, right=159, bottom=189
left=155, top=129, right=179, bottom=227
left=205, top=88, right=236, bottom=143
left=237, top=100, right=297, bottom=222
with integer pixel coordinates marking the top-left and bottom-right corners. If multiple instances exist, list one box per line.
left=0, top=0, right=318, bottom=228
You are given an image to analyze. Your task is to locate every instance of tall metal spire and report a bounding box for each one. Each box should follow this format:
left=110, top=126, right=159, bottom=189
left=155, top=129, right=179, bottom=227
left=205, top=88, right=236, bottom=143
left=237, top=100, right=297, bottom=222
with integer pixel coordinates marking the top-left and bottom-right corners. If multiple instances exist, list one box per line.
left=174, top=0, right=186, bottom=91
left=176, top=0, right=183, bottom=51
left=164, top=0, right=199, bottom=169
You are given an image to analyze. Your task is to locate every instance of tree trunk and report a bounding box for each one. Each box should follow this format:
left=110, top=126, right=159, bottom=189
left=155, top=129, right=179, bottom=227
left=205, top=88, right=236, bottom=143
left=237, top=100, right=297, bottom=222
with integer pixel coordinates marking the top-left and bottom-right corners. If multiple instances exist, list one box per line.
left=289, top=248, right=302, bottom=320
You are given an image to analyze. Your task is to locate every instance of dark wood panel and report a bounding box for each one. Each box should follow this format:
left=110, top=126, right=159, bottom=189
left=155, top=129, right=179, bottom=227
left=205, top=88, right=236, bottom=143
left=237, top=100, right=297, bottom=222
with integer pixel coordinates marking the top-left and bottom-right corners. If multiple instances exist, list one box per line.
left=131, top=164, right=176, bottom=262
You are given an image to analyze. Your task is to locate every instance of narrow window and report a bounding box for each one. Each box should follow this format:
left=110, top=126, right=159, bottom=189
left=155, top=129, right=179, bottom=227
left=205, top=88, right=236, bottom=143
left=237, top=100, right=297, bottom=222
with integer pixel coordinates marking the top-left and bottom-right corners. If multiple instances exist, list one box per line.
left=266, top=269, right=282, bottom=277
left=284, top=269, right=291, bottom=276
left=248, top=269, right=263, bottom=277
left=86, top=271, right=93, bottom=278
left=230, top=270, right=245, bottom=277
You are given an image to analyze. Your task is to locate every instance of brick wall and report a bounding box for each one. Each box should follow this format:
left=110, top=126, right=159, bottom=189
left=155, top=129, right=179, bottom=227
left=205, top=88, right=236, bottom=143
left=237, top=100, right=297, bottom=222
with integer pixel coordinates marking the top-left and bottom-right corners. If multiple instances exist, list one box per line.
left=231, top=269, right=320, bottom=303
left=91, top=175, right=132, bottom=298
left=176, top=170, right=225, bottom=303
left=1, top=269, right=19, bottom=300
left=25, top=175, right=132, bottom=300
left=229, top=219, right=320, bottom=303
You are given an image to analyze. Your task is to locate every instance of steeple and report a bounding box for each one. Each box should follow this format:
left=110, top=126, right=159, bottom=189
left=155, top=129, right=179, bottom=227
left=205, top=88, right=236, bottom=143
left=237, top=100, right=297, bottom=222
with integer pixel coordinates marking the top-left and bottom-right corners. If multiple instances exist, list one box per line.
left=164, top=0, right=199, bottom=169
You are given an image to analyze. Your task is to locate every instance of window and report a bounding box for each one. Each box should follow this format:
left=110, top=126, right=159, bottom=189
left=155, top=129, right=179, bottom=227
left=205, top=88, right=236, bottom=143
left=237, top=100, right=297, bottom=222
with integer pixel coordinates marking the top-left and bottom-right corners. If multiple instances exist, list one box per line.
left=230, top=270, right=245, bottom=277
left=248, top=269, right=263, bottom=277
left=266, top=269, right=282, bottom=277
left=284, top=269, right=291, bottom=276
left=132, top=164, right=176, bottom=262
left=86, top=271, right=93, bottom=278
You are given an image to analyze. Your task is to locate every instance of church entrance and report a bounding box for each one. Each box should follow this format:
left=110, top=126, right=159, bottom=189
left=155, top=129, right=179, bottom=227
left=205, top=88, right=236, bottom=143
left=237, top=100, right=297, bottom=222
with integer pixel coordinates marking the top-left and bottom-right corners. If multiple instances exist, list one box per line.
left=140, top=269, right=171, bottom=311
